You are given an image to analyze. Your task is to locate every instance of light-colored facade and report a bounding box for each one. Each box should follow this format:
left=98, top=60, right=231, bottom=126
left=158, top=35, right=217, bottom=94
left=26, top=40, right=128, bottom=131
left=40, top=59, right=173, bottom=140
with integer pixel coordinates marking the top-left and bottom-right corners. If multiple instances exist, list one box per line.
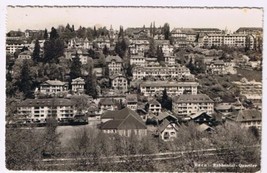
left=232, top=78, right=262, bottom=101
left=16, top=98, right=76, bottom=123
left=130, top=55, right=146, bottom=66
left=172, top=94, right=214, bottom=116
left=132, top=64, right=191, bottom=80
left=106, top=55, right=123, bottom=76
left=159, top=122, right=179, bottom=141
left=111, top=75, right=128, bottom=92
left=148, top=99, right=162, bottom=115
left=40, top=80, right=68, bottom=95
left=129, top=39, right=150, bottom=54
left=71, top=77, right=85, bottom=93
left=126, top=94, right=138, bottom=111
left=140, top=81, right=199, bottom=97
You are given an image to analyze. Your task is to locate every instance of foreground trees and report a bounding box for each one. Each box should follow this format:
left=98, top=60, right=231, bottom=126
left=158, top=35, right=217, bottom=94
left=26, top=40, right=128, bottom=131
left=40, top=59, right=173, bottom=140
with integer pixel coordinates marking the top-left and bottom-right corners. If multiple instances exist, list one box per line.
left=6, top=123, right=260, bottom=172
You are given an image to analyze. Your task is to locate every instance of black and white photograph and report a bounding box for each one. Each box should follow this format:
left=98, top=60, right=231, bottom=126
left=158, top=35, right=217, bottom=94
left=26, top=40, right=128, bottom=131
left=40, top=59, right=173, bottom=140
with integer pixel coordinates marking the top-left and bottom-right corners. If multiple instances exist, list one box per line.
left=4, top=5, right=264, bottom=172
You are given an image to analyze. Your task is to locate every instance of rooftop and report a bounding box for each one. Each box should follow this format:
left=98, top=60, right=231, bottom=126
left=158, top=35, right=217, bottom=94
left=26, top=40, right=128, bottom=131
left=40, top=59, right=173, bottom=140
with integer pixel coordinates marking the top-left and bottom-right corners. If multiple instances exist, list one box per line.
left=173, top=94, right=214, bottom=103
left=100, top=107, right=147, bottom=130
left=18, top=98, right=74, bottom=107
left=140, top=81, right=199, bottom=87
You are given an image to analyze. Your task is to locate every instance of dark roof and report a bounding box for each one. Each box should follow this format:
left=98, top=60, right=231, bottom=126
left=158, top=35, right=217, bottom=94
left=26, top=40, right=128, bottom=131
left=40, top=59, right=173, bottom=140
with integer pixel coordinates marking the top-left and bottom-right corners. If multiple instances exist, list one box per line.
left=148, top=99, right=161, bottom=106
left=18, top=98, right=74, bottom=107
left=158, top=119, right=179, bottom=133
left=157, top=112, right=178, bottom=121
left=100, top=107, right=147, bottom=130
left=109, top=74, right=126, bottom=80
left=227, top=109, right=261, bottom=122
left=126, top=94, right=138, bottom=103
left=189, top=111, right=212, bottom=119
left=173, top=94, right=214, bottom=103
left=106, top=55, right=122, bottom=63
left=99, top=98, right=115, bottom=106
left=236, top=27, right=263, bottom=33
left=41, top=80, right=67, bottom=86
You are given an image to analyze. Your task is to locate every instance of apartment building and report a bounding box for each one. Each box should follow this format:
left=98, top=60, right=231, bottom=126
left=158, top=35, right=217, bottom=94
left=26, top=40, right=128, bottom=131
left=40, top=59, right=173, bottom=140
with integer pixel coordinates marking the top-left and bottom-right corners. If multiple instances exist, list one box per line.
left=232, top=78, right=262, bottom=102
left=140, top=81, right=199, bottom=97
left=16, top=98, right=76, bottom=123
left=132, top=64, right=191, bottom=80
left=130, top=55, right=146, bottom=66
left=110, top=74, right=128, bottom=92
left=106, top=55, right=123, bottom=76
left=40, top=80, right=68, bottom=95
left=172, top=94, right=214, bottom=116
left=71, top=77, right=85, bottom=93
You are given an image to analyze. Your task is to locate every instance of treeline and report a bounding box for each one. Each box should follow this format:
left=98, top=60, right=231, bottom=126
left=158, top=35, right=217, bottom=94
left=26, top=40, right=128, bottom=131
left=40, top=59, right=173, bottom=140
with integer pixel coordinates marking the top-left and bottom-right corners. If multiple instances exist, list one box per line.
left=6, top=123, right=260, bottom=172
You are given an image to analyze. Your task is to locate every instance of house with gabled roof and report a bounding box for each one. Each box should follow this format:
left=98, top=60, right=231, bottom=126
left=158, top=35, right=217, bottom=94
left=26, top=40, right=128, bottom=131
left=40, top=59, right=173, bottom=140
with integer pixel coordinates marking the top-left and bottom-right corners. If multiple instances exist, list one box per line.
left=147, top=99, right=162, bottom=116
left=100, top=107, right=147, bottom=137
left=98, top=98, right=117, bottom=115
left=187, top=111, right=220, bottom=127
left=125, top=94, right=138, bottom=111
left=225, top=109, right=261, bottom=131
left=106, top=55, right=123, bottom=76
left=71, top=77, right=85, bottom=94
left=156, top=119, right=179, bottom=141
left=40, top=79, right=68, bottom=95
left=110, top=74, right=128, bottom=93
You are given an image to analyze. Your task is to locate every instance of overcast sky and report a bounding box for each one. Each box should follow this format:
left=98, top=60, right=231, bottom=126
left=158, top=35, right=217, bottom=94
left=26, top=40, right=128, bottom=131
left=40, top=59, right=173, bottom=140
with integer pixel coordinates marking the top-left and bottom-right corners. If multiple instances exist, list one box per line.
left=7, top=6, right=263, bottom=33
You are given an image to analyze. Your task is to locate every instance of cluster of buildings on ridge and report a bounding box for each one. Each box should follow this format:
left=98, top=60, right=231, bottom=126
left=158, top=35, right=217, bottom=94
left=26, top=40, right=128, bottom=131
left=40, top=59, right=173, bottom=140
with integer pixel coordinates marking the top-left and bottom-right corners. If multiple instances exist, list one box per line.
left=7, top=26, right=262, bottom=141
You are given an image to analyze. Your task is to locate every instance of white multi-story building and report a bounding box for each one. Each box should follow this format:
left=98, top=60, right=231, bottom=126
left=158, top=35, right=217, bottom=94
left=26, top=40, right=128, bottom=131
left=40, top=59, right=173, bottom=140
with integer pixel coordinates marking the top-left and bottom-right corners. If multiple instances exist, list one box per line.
left=106, top=55, right=123, bottom=76
left=232, top=78, right=262, bottom=102
left=129, top=39, right=150, bottom=54
left=140, top=81, right=199, bottom=97
left=71, top=77, right=85, bottom=94
left=40, top=80, right=68, bottom=95
left=16, top=98, right=76, bottom=123
left=130, top=55, right=146, bottom=66
left=147, top=99, right=162, bottom=115
left=164, top=55, right=175, bottom=65
left=201, top=33, right=256, bottom=49
left=172, top=94, right=214, bottom=116
left=132, top=64, right=191, bottom=80
left=110, top=74, right=128, bottom=93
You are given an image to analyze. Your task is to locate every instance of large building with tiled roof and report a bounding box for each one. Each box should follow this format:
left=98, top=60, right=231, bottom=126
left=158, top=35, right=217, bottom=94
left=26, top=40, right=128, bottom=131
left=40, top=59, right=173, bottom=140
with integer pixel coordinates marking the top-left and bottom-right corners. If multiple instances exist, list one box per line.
left=100, top=107, right=147, bottom=137
left=172, top=94, right=214, bottom=116
left=226, top=109, right=261, bottom=131
left=99, top=98, right=117, bottom=114
left=106, top=55, right=123, bottom=76
left=156, top=119, right=179, bottom=141
left=71, top=77, right=85, bottom=94
left=110, top=74, right=128, bottom=92
left=40, top=80, right=68, bottom=95
left=16, top=98, right=76, bottom=123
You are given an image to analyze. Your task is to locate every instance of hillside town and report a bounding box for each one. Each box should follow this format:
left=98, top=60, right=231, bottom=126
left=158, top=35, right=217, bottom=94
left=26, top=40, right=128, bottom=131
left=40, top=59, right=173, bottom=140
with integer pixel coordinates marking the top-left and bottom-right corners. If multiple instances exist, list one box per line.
left=6, top=23, right=262, bottom=172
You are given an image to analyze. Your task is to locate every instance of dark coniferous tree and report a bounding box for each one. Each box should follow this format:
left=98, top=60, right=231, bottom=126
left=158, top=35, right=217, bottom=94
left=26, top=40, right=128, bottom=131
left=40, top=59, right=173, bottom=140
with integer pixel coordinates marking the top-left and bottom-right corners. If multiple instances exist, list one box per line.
left=17, top=60, right=34, bottom=98
left=32, top=39, right=40, bottom=63
left=70, top=53, right=82, bottom=80
left=43, top=28, right=48, bottom=40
